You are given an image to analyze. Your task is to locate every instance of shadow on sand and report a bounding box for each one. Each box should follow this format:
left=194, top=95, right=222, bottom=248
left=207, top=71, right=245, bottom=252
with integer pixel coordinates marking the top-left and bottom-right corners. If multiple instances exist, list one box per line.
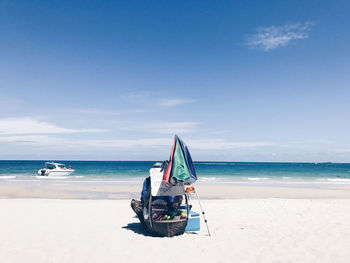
left=122, top=222, right=153, bottom=237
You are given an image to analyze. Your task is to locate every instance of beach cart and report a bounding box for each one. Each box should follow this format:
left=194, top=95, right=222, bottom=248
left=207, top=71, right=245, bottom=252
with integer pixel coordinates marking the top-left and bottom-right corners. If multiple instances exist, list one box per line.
left=140, top=135, right=210, bottom=237
left=143, top=181, right=190, bottom=237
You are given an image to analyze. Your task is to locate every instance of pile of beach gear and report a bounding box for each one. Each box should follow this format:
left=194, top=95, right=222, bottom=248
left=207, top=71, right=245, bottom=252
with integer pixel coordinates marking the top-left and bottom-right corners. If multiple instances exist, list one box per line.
left=141, top=135, right=208, bottom=237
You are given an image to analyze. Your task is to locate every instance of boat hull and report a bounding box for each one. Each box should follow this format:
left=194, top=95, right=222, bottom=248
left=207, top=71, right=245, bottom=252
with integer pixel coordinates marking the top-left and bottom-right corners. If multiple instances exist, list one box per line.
left=37, top=169, right=75, bottom=176
left=46, top=170, right=74, bottom=176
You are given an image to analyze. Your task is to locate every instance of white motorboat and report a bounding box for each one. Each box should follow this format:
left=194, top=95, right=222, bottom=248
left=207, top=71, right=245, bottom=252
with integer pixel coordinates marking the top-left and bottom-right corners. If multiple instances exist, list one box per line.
left=37, top=162, right=75, bottom=176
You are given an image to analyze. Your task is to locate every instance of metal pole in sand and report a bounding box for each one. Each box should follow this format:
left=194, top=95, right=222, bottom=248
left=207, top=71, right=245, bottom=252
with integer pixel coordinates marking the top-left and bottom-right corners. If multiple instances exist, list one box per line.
left=193, top=184, right=211, bottom=237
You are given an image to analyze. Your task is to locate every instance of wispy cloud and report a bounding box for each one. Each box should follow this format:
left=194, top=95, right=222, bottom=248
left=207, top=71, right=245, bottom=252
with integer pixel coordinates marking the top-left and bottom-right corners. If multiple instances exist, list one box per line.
left=0, top=135, right=170, bottom=148
left=70, top=108, right=121, bottom=116
left=188, top=139, right=274, bottom=150
left=66, top=108, right=149, bottom=117
left=154, top=122, right=199, bottom=134
left=158, top=98, right=196, bottom=107
left=0, top=117, right=106, bottom=135
left=121, top=121, right=200, bottom=134
left=121, top=91, right=195, bottom=108
left=247, top=22, right=313, bottom=51
left=0, top=135, right=273, bottom=151
left=0, top=135, right=65, bottom=144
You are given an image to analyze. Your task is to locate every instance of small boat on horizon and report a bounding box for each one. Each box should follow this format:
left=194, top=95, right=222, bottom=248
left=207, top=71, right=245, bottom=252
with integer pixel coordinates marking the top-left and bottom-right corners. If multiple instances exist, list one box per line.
left=37, top=162, right=75, bottom=176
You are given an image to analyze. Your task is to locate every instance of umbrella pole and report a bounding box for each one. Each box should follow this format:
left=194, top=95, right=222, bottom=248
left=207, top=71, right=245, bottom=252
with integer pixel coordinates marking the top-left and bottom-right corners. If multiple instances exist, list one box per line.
left=193, top=184, right=211, bottom=237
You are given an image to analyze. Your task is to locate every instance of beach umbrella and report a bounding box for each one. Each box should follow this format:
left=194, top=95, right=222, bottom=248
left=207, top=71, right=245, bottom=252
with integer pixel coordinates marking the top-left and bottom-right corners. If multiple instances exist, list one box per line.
left=162, top=135, right=211, bottom=236
left=163, top=135, right=197, bottom=183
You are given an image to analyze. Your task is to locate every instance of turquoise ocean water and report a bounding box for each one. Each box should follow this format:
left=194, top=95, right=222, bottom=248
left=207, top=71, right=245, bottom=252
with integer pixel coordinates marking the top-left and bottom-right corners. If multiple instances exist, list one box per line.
left=1, top=160, right=350, bottom=184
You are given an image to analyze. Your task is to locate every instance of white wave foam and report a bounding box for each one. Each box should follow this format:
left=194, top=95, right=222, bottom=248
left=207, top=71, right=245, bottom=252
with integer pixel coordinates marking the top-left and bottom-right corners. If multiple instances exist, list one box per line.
left=0, top=175, right=16, bottom=179
left=327, top=178, right=350, bottom=182
left=200, top=177, right=220, bottom=181
left=247, top=177, right=269, bottom=181
left=35, top=176, right=69, bottom=179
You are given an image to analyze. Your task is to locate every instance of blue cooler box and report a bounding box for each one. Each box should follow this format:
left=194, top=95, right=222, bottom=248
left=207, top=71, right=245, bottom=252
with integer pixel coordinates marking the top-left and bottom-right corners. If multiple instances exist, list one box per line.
left=185, top=211, right=200, bottom=232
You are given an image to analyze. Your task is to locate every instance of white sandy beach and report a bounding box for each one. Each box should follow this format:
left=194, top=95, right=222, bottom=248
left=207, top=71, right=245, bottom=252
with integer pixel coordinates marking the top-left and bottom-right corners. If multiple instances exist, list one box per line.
left=2, top=0, right=350, bottom=262
left=1, top=198, right=350, bottom=263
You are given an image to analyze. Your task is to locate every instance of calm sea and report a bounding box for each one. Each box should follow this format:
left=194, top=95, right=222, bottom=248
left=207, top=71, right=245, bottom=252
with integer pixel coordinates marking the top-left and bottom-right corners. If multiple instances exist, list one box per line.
left=0, top=160, right=350, bottom=184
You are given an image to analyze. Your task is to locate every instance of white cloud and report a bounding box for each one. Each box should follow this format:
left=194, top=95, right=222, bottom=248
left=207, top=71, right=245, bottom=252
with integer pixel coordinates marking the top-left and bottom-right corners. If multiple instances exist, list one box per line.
left=0, top=117, right=106, bottom=135
left=158, top=98, right=196, bottom=107
left=188, top=139, right=274, bottom=150
left=121, top=91, right=196, bottom=108
left=70, top=108, right=121, bottom=116
left=153, top=122, right=199, bottom=134
left=121, top=121, right=200, bottom=134
left=247, top=22, right=313, bottom=51
left=0, top=134, right=273, bottom=151
left=0, top=135, right=65, bottom=144
left=71, top=138, right=273, bottom=150
left=74, top=138, right=171, bottom=148
left=63, top=108, right=149, bottom=118
left=0, top=135, right=171, bottom=148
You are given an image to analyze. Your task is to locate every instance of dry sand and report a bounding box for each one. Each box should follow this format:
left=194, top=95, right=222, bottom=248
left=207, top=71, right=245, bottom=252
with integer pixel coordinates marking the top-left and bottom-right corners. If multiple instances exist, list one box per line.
left=1, top=198, right=350, bottom=263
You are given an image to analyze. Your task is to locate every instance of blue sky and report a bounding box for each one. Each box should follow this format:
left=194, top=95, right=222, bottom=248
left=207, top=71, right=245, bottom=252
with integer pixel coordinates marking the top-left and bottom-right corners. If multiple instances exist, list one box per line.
left=1, top=0, right=350, bottom=161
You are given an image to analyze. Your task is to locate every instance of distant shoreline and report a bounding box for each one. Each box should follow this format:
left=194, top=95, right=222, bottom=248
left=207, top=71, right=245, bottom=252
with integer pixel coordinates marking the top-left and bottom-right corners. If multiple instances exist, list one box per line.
left=0, top=160, right=349, bottom=164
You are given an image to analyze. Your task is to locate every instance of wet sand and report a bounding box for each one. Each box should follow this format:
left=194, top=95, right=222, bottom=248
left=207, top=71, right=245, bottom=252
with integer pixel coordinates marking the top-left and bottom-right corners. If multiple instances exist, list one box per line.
left=1, top=179, right=350, bottom=199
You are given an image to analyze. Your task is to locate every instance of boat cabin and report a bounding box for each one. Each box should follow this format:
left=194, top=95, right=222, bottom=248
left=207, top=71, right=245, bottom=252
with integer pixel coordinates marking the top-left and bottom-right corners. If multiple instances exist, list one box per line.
left=45, top=162, right=66, bottom=170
